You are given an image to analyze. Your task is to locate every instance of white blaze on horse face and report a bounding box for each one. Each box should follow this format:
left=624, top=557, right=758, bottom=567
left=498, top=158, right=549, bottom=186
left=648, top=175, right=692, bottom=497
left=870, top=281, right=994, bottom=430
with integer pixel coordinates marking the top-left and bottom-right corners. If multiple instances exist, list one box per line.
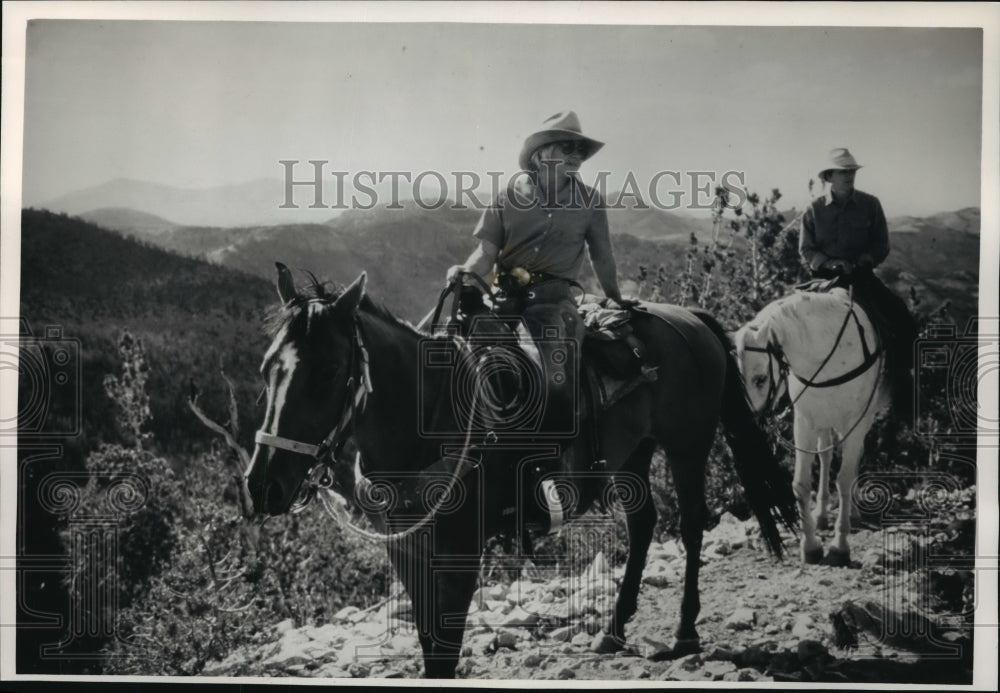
left=245, top=328, right=300, bottom=490
left=269, top=343, right=301, bottom=435
left=260, top=326, right=301, bottom=437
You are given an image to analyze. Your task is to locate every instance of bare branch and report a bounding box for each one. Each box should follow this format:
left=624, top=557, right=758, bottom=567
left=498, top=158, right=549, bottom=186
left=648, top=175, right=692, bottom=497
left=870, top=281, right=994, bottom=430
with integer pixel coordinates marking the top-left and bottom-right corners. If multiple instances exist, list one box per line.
left=216, top=600, right=256, bottom=614
left=220, top=365, right=241, bottom=441
left=187, top=379, right=256, bottom=520
left=188, top=394, right=251, bottom=473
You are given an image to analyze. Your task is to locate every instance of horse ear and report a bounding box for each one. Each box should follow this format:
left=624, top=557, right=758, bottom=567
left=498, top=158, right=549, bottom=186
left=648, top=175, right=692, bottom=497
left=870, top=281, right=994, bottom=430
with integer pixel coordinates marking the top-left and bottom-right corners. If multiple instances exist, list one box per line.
left=275, top=262, right=299, bottom=305
left=335, top=272, right=368, bottom=314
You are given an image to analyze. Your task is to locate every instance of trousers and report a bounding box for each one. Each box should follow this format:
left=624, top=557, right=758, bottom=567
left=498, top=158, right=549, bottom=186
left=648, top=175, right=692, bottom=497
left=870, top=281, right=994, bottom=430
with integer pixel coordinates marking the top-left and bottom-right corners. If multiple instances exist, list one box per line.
left=513, top=280, right=584, bottom=438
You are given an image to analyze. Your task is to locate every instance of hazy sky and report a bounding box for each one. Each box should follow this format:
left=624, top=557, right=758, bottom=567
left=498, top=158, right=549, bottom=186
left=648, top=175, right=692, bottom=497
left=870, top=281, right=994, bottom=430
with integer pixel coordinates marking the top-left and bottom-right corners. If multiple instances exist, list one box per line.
left=20, top=20, right=984, bottom=217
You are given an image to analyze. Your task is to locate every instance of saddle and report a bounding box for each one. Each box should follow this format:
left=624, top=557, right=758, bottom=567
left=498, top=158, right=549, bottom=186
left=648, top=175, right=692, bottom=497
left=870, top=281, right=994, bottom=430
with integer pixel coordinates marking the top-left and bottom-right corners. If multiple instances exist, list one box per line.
left=795, top=274, right=888, bottom=343
left=439, top=294, right=658, bottom=542
left=578, top=297, right=659, bottom=410
left=442, top=289, right=657, bottom=416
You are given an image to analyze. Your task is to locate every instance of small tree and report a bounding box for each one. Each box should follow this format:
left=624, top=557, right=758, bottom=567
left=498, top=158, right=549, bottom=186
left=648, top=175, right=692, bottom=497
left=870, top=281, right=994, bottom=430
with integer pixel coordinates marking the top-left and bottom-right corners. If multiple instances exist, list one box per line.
left=103, top=330, right=153, bottom=450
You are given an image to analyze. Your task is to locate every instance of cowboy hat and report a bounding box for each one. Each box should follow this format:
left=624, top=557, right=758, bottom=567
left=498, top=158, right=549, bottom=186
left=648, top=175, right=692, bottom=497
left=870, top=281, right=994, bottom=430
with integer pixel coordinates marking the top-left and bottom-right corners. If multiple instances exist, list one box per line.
left=518, top=111, right=604, bottom=171
left=818, top=147, right=863, bottom=180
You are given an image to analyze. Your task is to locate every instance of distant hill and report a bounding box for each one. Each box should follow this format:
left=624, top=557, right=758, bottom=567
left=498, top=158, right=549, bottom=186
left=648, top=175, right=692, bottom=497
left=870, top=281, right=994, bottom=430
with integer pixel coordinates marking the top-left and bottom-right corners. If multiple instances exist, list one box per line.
left=889, top=207, right=980, bottom=236
left=39, top=177, right=339, bottom=228
left=37, top=194, right=983, bottom=329
left=606, top=204, right=712, bottom=242
left=19, top=208, right=276, bottom=452
left=79, top=207, right=179, bottom=236
left=47, top=198, right=716, bottom=320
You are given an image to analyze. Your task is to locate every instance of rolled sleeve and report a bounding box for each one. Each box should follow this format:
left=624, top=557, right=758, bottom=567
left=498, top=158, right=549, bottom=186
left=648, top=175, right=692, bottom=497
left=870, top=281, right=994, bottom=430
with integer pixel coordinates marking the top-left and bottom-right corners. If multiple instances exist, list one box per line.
left=472, top=201, right=505, bottom=248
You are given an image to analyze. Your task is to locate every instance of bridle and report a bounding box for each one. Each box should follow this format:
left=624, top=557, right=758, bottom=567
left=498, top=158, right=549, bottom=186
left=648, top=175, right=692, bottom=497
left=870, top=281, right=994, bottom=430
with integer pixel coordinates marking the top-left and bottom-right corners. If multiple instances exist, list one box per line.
left=743, top=293, right=885, bottom=454
left=248, top=296, right=486, bottom=545
left=248, top=312, right=373, bottom=512
left=742, top=339, right=791, bottom=417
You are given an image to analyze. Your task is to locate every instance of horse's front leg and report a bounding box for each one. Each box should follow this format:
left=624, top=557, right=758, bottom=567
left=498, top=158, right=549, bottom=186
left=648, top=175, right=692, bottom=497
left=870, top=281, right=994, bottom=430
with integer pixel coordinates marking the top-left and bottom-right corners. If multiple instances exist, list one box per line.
left=828, top=433, right=864, bottom=567
left=423, top=568, right=479, bottom=678
left=793, top=412, right=823, bottom=564
left=389, top=534, right=475, bottom=679
left=593, top=443, right=657, bottom=653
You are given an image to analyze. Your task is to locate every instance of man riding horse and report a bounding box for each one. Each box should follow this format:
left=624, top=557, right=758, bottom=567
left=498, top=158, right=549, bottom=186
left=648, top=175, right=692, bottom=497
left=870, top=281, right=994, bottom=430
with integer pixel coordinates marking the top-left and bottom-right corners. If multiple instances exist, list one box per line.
left=446, top=110, right=636, bottom=442
left=800, top=147, right=919, bottom=426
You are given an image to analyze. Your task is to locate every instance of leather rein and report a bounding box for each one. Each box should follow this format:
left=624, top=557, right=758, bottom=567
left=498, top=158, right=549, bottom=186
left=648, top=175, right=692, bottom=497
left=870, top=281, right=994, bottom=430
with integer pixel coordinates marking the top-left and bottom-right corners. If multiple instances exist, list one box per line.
left=249, top=312, right=373, bottom=512
left=249, top=282, right=486, bottom=544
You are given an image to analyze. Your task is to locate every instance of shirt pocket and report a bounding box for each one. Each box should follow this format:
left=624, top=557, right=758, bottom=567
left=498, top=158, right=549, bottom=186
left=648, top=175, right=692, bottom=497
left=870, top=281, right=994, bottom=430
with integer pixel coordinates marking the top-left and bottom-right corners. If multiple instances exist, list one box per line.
left=842, top=214, right=873, bottom=252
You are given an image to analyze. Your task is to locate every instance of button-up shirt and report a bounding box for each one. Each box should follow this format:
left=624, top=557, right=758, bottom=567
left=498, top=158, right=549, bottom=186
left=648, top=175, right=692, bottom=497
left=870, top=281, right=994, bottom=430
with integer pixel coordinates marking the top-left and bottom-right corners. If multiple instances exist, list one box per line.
left=472, top=175, right=614, bottom=281
left=799, top=188, right=890, bottom=272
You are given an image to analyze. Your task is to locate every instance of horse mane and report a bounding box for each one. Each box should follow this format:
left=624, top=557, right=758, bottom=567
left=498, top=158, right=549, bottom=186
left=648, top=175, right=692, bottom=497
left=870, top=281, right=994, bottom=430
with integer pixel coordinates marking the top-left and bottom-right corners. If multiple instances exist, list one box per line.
left=264, top=274, right=432, bottom=342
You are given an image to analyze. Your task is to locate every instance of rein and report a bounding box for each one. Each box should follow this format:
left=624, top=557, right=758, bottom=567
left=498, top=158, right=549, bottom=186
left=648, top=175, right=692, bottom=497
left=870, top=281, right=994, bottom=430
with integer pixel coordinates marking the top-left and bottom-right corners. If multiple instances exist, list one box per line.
left=315, top=335, right=486, bottom=544
left=250, top=312, right=373, bottom=512
left=745, top=293, right=885, bottom=455
left=252, top=296, right=486, bottom=544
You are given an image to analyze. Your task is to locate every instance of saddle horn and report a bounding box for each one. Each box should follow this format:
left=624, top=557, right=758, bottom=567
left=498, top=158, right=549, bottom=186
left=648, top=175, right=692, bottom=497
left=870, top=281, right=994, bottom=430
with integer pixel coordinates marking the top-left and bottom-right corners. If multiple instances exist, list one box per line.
left=275, top=262, right=299, bottom=305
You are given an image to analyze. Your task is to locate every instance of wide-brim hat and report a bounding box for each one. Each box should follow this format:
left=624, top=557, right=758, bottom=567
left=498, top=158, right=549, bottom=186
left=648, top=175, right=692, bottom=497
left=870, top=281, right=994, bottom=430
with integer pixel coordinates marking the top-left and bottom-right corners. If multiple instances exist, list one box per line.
left=518, top=111, right=604, bottom=171
left=819, top=147, right=863, bottom=179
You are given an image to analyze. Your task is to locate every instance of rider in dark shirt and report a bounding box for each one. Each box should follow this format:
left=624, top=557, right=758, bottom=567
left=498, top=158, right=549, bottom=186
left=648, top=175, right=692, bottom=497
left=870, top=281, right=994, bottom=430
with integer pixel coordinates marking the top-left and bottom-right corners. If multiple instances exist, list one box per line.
left=800, top=148, right=918, bottom=426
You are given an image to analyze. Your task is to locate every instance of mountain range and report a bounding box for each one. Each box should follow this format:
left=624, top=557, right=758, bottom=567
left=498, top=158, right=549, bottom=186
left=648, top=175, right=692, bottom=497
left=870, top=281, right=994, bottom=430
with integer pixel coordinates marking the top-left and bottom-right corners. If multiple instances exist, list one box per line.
left=28, top=174, right=982, bottom=328
left=15, top=200, right=984, bottom=467
left=41, top=178, right=337, bottom=227
left=45, top=177, right=728, bottom=235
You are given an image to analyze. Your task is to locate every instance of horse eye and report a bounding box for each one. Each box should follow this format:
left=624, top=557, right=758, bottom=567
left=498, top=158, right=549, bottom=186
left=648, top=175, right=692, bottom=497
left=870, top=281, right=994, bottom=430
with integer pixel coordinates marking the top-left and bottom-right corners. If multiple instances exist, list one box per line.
left=752, top=374, right=768, bottom=389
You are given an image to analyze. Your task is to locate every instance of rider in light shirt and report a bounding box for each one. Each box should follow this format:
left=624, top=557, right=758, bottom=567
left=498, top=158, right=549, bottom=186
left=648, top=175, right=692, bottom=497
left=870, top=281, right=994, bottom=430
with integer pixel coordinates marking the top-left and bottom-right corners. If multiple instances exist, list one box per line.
left=447, top=111, right=634, bottom=438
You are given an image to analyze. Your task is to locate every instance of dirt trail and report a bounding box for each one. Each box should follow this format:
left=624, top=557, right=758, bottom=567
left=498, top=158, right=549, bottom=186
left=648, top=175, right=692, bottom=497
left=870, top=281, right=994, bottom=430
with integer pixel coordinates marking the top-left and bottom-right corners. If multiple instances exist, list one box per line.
left=204, top=508, right=974, bottom=683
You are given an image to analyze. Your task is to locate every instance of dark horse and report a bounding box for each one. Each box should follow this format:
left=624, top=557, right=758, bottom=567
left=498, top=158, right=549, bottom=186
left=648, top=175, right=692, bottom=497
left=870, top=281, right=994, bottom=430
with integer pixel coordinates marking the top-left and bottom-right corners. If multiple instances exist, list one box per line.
left=245, top=265, right=798, bottom=678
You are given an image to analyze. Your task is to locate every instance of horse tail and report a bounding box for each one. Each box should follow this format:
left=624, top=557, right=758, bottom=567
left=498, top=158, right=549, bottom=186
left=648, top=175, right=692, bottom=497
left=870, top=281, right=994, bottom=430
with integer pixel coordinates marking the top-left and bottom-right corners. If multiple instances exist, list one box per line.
left=691, top=309, right=799, bottom=558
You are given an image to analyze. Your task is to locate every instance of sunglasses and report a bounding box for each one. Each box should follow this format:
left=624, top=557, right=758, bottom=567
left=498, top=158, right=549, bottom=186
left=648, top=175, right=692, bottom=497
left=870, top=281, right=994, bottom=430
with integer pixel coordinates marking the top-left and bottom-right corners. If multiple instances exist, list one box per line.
left=554, top=141, right=588, bottom=156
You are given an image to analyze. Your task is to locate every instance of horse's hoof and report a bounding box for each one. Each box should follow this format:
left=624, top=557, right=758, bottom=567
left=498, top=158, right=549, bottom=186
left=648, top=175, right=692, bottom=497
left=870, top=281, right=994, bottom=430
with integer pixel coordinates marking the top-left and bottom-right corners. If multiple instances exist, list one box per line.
left=591, top=631, right=625, bottom=654
left=645, top=637, right=701, bottom=662
left=672, top=637, right=701, bottom=656
left=826, top=548, right=851, bottom=567
left=803, top=546, right=824, bottom=564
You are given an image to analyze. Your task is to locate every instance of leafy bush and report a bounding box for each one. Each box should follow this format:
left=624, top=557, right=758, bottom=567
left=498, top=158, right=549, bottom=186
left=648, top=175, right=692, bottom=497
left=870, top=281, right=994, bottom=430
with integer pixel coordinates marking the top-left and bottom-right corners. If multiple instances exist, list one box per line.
left=62, top=332, right=389, bottom=675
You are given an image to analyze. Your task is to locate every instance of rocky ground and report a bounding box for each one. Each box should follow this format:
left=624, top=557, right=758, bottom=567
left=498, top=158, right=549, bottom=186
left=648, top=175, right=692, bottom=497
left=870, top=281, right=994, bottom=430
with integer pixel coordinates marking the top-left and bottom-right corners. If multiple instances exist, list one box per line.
left=203, top=496, right=976, bottom=683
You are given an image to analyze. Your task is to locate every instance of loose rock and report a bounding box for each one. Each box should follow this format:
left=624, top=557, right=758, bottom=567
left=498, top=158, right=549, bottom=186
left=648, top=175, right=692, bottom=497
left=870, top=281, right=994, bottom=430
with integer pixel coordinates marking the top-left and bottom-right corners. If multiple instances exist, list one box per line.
left=724, top=608, right=757, bottom=631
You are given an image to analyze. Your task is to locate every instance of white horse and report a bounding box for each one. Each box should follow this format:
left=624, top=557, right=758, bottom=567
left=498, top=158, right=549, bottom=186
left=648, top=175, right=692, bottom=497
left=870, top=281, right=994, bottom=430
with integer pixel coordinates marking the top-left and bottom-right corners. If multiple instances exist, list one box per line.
left=733, top=289, right=889, bottom=565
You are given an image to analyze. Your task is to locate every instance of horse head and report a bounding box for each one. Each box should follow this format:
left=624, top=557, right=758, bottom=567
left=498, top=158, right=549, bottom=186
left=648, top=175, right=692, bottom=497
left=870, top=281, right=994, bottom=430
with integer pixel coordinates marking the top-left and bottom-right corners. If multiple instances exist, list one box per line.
left=733, top=318, right=787, bottom=416
left=244, top=264, right=369, bottom=517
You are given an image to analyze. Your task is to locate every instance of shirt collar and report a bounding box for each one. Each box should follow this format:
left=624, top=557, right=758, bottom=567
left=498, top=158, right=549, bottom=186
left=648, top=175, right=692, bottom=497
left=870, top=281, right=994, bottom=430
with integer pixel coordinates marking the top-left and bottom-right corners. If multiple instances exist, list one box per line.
left=514, top=172, right=583, bottom=207
left=824, top=188, right=857, bottom=206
